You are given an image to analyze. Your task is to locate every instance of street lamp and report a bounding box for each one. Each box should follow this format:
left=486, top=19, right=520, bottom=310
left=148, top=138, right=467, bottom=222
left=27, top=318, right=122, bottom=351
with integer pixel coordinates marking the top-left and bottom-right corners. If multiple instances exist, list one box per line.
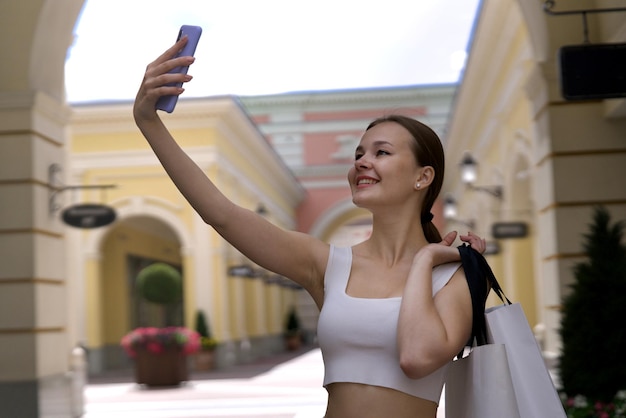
left=459, top=152, right=503, bottom=199
left=443, top=194, right=475, bottom=230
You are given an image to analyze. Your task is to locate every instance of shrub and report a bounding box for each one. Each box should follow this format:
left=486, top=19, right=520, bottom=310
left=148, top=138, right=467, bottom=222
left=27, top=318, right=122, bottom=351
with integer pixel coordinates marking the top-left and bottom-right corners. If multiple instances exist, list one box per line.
left=136, top=262, right=182, bottom=305
left=285, top=307, right=301, bottom=337
left=194, top=310, right=217, bottom=350
left=558, top=207, right=626, bottom=403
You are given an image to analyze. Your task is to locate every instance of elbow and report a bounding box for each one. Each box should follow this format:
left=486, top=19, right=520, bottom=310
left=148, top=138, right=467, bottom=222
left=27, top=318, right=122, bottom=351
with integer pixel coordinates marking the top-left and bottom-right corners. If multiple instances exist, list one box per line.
left=398, top=352, right=438, bottom=380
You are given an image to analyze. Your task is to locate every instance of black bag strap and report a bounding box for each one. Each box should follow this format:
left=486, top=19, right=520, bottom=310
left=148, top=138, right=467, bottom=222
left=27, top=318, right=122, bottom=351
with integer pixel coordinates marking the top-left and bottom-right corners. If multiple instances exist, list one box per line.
left=457, top=244, right=512, bottom=350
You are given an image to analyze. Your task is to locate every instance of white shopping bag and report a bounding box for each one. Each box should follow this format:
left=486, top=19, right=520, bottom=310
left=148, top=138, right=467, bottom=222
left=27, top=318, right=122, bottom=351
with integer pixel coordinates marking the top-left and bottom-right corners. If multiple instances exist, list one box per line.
left=445, top=343, right=521, bottom=418
left=485, top=303, right=566, bottom=418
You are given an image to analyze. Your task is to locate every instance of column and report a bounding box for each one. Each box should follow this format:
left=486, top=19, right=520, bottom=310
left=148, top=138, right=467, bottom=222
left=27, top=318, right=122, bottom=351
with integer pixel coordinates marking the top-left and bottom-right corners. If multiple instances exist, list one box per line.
left=0, top=91, right=74, bottom=416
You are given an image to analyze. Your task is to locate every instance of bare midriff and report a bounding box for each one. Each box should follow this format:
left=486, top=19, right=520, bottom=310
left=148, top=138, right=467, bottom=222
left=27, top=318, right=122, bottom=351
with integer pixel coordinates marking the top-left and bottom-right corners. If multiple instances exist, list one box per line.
left=324, top=382, right=438, bottom=418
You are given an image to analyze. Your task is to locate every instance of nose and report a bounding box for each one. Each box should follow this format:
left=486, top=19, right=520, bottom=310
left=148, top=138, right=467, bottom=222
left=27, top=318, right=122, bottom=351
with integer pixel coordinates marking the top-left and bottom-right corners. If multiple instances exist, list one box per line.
left=354, top=155, right=371, bottom=170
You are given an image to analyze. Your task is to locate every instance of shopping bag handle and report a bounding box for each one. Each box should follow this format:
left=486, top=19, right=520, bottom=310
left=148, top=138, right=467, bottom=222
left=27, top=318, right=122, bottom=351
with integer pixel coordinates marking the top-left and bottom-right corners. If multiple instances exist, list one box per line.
left=458, top=244, right=512, bottom=348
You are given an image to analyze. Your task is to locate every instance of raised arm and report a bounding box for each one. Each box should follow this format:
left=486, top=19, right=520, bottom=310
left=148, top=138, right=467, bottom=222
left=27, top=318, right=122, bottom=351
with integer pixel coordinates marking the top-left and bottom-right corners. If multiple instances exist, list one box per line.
left=133, top=37, right=328, bottom=303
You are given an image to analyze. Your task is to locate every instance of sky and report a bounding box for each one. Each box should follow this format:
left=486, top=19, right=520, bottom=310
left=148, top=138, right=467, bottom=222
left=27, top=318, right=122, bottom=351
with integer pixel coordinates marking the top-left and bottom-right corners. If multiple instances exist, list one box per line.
left=64, top=0, right=482, bottom=104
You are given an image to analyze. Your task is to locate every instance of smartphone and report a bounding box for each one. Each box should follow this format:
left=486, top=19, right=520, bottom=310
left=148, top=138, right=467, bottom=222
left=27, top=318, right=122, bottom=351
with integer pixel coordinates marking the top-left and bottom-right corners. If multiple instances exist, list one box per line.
left=156, top=25, right=202, bottom=113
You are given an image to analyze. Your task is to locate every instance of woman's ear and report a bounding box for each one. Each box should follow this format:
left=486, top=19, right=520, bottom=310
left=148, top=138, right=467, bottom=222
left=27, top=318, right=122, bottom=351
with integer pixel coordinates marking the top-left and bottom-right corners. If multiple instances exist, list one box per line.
left=414, top=166, right=435, bottom=190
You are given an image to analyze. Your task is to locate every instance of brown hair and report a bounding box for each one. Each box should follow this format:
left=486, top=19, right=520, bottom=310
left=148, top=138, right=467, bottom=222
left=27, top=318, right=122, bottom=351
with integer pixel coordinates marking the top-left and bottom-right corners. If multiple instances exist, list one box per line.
left=366, top=115, right=444, bottom=243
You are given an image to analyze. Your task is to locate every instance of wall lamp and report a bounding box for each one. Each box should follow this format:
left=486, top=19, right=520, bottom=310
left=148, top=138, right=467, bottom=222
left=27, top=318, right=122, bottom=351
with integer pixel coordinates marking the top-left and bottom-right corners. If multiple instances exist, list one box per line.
left=460, top=152, right=503, bottom=199
left=443, top=194, right=476, bottom=230
left=48, top=163, right=117, bottom=215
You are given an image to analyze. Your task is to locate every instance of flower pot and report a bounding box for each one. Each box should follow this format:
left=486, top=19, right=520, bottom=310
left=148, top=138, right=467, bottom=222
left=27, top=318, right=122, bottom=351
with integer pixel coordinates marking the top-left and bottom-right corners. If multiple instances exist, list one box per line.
left=285, top=334, right=302, bottom=351
left=134, top=349, right=188, bottom=386
left=194, top=350, right=216, bottom=371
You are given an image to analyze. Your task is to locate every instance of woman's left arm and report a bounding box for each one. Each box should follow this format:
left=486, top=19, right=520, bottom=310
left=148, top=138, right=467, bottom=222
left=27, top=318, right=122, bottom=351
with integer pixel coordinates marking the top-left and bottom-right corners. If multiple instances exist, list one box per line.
left=396, top=232, right=484, bottom=379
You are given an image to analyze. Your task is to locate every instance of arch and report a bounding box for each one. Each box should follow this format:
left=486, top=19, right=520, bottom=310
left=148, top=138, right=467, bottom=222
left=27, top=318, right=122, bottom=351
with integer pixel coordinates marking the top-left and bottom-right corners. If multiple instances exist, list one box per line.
left=31, top=0, right=85, bottom=100
left=308, top=198, right=371, bottom=241
left=76, top=196, right=197, bottom=374
left=84, top=196, right=194, bottom=258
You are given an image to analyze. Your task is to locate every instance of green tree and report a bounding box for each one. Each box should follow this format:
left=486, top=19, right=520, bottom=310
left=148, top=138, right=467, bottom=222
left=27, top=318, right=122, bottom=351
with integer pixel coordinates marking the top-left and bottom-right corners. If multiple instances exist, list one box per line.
left=558, top=207, right=626, bottom=402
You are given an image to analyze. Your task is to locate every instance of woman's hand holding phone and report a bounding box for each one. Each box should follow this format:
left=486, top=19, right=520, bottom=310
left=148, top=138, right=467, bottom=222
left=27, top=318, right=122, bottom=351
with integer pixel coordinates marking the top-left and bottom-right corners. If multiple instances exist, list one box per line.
left=155, top=25, right=202, bottom=113
left=134, top=25, right=201, bottom=122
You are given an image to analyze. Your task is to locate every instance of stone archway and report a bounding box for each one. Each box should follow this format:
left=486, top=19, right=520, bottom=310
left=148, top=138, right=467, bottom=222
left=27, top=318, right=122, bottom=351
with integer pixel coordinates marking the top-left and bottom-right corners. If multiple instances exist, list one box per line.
left=70, top=195, right=195, bottom=373
left=309, top=198, right=371, bottom=243
left=93, top=216, right=184, bottom=372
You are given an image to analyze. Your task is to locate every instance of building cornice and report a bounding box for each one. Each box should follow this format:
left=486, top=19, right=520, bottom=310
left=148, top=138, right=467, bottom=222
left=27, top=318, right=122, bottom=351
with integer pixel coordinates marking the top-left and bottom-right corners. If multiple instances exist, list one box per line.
left=239, top=84, right=457, bottom=109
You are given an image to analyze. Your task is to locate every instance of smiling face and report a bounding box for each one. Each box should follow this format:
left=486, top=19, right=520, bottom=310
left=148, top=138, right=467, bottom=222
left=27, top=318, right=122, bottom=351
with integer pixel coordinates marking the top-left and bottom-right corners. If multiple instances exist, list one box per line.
left=348, top=121, right=425, bottom=209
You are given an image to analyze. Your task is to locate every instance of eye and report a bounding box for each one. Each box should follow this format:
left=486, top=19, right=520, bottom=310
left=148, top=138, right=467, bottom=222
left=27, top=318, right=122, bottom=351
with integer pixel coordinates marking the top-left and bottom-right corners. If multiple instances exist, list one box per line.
left=354, top=151, right=364, bottom=160
left=376, top=149, right=390, bottom=156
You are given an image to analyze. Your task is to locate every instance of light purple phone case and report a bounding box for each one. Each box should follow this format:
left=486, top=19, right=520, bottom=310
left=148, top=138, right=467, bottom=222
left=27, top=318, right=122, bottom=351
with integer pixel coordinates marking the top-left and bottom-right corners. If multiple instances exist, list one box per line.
left=155, top=25, right=202, bottom=113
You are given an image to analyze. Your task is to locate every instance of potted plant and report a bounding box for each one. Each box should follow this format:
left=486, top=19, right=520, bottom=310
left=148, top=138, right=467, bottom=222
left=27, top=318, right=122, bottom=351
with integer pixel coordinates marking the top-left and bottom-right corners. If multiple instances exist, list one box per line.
left=121, top=262, right=197, bottom=386
left=284, top=307, right=302, bottom=351
left=194, top=310, right=218, bottom=371
left=121, top=326, right=200, bottom=386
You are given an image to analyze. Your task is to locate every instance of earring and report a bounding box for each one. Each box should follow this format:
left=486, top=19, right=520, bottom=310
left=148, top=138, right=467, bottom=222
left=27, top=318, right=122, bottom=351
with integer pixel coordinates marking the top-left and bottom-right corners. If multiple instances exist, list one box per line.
left=416, top=182, right=421, bottom=189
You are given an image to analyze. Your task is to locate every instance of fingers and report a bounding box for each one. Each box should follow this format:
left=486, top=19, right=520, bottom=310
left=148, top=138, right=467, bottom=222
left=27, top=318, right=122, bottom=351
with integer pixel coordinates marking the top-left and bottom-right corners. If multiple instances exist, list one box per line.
left=459, top=231, right=487, bottom=254
left=135, top=38, right=196, bottom=117
left=147, top=36, right=195, bottom=80
left=143, top=36, right=195, bottom=92
left=438, top=230, right=486, bottom=254
left=440, top=231, right=458, bottom=247
left=146, top=56, right=195, bottom=85
left=153, top=35, right=190, bottom=66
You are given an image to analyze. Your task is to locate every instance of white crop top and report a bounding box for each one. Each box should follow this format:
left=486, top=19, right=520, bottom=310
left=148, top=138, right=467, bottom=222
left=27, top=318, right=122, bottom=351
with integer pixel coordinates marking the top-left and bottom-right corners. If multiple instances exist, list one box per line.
left=317, top=245, right=461, bottom=404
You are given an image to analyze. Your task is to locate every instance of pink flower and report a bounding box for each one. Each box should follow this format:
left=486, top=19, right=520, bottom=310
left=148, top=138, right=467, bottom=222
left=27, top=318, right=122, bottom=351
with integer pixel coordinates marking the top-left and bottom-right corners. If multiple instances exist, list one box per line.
left=120, top=327, right=201, bottom=356
left=146, top=342, right=163, bottom=354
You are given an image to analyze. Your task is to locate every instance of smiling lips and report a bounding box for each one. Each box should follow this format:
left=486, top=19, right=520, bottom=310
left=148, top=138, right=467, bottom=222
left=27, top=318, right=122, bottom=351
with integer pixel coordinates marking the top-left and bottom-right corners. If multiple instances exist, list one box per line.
left=356, top=177, right=379, bottom=186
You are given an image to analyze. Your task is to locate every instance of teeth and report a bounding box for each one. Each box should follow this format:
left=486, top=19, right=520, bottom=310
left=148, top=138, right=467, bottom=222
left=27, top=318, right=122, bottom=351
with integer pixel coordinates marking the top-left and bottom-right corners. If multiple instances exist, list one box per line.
left=358, top=179, right=377, bottom=185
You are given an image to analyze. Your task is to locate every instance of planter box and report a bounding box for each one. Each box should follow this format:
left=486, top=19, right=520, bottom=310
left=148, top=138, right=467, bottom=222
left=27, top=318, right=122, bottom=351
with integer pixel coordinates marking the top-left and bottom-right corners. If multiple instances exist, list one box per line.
left=194, top=350, right=216, bottom=371
left=134, top=349, right=188, bottom=386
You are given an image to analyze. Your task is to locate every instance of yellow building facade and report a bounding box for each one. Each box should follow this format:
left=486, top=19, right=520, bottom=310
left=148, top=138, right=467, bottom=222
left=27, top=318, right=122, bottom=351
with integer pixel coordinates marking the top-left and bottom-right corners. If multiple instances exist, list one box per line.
left=443, top=0, right=626, bottom=356
left=68, top=98, right=305, bottom=373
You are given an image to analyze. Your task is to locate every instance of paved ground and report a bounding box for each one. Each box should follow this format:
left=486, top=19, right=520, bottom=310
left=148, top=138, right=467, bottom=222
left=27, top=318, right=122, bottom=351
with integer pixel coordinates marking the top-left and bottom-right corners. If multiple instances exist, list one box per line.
left=84, top=347, right=328, bottom=418
left=84, top=347, right=448, bottom=418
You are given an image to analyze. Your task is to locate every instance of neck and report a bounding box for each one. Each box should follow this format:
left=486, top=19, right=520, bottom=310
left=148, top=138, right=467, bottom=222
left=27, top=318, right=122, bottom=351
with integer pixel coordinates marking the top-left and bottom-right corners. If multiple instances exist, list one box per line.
left=359, top=211, right=428, bottom=266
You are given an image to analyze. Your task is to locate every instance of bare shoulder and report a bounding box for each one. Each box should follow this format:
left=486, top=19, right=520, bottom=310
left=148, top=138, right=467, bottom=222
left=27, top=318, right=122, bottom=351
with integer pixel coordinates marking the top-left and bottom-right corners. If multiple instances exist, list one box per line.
left=282, top=231, right=330, bottom=306
left=438, top=266, right=470, bottom=302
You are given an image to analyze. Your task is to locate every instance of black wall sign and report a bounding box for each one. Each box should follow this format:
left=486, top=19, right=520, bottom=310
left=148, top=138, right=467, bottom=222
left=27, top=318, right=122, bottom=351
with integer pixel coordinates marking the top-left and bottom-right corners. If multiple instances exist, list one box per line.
left=559, top=43, right=626, bottom=100
left=492, top=222, right=528, bottom=239
left=61, top=204, right=116, bottom=229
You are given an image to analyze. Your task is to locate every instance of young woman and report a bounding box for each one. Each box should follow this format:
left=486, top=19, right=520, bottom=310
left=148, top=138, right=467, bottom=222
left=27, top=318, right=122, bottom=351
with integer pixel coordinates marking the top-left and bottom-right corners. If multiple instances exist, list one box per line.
left=134, top=36, right=486, bottom=418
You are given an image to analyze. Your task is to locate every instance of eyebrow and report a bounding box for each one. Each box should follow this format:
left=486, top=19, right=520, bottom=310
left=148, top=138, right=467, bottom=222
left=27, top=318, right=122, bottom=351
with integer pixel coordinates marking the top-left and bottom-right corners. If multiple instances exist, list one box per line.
left=356, top=140, right=394, bottom=151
